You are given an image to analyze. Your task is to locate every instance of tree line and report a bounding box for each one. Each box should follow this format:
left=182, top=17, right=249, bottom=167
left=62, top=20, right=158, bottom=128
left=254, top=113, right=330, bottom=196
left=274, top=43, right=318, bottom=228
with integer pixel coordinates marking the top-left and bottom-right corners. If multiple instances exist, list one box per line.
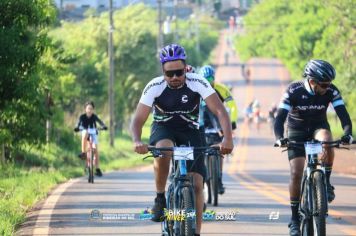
left=0, top=1, right=221, bottom=160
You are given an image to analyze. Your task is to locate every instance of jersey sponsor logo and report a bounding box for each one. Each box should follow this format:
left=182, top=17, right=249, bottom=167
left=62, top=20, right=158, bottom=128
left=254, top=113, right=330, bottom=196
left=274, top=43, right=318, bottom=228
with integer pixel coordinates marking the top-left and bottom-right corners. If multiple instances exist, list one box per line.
left=187, top=77, right=209, bottom=88
left=288, top=84, right=303, bottom=94
left=143, top=79, right=165, bottom=95
left=181, top=95, right=188, bottom=103
left=295, top=105, right=326, bottom=111
left=154, top=104, right=198, bottom=115
left=301, top=95, right=308, bottom=99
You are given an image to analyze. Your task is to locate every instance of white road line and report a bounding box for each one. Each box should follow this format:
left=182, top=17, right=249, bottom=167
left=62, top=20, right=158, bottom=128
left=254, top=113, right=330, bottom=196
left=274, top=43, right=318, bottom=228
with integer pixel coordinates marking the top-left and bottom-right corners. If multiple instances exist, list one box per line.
left=32, top=178, right=82, bottom=235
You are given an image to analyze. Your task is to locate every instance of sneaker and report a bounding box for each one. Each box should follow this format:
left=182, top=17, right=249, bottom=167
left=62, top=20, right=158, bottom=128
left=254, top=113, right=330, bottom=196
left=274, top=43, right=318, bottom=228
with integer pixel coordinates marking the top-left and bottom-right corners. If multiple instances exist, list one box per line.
left=288, top=219, right=301, bottom=236
left=218, top=180, right=225, bottom=195
left=151, top=196, right=166, bottom=222
left=78, top=152, right=86, bottom=160
left=95, top=168, right=103, bottom=177
left=327, top=183, right=335, bottom=203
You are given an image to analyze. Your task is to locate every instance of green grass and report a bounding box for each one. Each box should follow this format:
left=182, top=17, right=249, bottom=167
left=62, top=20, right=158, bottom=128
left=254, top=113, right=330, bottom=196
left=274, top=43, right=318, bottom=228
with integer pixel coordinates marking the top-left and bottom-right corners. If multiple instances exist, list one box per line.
left=328, top=114, right=345, bottom=138
left=0, top=117, right=153, bottom=236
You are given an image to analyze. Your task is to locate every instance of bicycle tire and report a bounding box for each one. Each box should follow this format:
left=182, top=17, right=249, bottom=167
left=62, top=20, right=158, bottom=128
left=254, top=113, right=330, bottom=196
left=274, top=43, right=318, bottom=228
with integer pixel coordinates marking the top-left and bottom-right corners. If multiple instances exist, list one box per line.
left=205, top=157, right=212, bottom=204
left=179, top=187, right=195, bottom=236
left=209, top=155, right=219, bottom=206
left=301, top=175, right=313, bottom=236
left=166, top=186, right=174, bottom=236
left=89, top=150, right=94, bottom=183
left=311, top=171, right=327, bottom=236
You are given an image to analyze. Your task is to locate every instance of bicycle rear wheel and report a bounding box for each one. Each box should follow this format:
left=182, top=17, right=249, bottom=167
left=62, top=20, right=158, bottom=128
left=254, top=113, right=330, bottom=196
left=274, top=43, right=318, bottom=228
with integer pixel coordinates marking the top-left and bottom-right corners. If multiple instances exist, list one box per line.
left=311, top=171, right=327, bottom=236
left=209, top=155, right=219, bottom=206
left=205, top=157, right=212, bottom=204
left=179, top=186, right=195, bottom=236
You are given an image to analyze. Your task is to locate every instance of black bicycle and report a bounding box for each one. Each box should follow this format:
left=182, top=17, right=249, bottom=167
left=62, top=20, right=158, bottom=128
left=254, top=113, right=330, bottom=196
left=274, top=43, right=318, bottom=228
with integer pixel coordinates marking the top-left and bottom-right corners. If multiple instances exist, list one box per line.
left=279, top=139, right=355, bottom=236
left=146, top=146, right=220, bottom=236
left=204, top=128, right=223, bottom=206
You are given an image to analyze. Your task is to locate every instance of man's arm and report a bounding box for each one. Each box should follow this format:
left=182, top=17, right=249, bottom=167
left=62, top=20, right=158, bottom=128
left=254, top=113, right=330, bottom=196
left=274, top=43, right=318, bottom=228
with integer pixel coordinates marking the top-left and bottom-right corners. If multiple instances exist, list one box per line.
left=274, top=108, right=288, bottom=139
left=130, top=103, right=152, bottom=154
left=204, top=93, right=233, bottom=154
left=334, top=105, right=352, bottom=136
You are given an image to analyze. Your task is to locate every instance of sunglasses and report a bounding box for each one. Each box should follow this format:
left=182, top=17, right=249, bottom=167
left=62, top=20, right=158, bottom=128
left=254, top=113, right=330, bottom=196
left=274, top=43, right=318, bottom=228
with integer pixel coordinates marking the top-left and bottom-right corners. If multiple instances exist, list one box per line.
left=317, top=82, right=331, bottom=89
left=164, top=69, right=185, bottom=78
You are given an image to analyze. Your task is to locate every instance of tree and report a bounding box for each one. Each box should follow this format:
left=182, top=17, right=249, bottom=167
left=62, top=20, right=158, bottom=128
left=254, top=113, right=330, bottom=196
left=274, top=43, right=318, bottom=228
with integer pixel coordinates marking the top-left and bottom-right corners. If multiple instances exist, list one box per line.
left=234, top=0, right=355, bottom=121
left=0, top=0, right=56, bottom=150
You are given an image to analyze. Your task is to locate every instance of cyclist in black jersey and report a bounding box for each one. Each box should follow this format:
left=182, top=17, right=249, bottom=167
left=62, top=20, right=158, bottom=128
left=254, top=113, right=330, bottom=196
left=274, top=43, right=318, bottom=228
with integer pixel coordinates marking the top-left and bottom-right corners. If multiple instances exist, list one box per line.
left=130, top=44, right=233, bottom=236
left=74, top=101, right=107, bottom=177
left=274, top=59, right=353, bottom=236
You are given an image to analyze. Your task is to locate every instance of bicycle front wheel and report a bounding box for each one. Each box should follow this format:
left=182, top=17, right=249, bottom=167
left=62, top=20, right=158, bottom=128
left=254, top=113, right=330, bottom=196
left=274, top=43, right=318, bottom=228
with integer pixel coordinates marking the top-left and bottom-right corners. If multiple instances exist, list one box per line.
left=179, top=187, right=195, bottom=236
left=88, top=150, right=94, bottom=183
left=311, top=171, right=327, bottom=236
left=301, top=175, right=313, bottom=236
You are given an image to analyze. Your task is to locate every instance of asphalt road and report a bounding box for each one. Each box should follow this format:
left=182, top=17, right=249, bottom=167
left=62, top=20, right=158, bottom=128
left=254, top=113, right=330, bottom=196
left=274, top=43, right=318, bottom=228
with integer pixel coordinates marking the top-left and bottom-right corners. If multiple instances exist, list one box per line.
left=18, top=30, right=356, bottom=236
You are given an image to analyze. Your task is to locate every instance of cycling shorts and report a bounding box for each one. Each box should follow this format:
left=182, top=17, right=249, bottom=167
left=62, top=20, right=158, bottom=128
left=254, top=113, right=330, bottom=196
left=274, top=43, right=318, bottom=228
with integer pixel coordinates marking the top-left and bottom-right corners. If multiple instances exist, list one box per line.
left=287, top=122, right=330, bottom=160
left=150, top=123, right=206, bottom=179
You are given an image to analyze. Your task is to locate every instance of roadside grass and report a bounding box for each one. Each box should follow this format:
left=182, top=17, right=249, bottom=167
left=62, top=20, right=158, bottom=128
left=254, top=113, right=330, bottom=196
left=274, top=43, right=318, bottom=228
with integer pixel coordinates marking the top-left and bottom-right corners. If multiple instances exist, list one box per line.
left=1, top=118, right=152, bottom=236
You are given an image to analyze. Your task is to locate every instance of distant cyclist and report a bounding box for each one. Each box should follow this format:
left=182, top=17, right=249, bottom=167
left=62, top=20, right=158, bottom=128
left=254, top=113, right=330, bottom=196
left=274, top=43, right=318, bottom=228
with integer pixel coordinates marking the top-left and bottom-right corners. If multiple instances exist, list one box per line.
left=131, top=44, right=233, bottom=236
left=274, top=59, right=353, bottom=236
left=74, top=101, right=107, bottom=177
left=199, top=65, right=238, bottom=194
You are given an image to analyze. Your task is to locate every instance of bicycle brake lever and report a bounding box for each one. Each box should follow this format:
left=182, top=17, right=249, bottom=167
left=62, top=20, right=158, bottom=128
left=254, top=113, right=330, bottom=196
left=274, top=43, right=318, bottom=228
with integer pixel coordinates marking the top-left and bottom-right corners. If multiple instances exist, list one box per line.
left=143, top=155, right=154, bottom=160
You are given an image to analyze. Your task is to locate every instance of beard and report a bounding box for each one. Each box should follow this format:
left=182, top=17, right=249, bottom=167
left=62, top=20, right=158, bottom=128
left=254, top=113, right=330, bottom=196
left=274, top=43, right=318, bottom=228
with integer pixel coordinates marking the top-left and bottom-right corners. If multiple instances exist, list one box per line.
left=168, top=79, right=184, bottom=88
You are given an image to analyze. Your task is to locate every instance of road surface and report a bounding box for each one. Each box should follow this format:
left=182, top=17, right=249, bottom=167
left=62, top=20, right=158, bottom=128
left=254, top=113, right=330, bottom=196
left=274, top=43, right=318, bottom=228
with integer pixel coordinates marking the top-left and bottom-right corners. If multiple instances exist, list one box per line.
left=18, top=30, right=356, bottom=236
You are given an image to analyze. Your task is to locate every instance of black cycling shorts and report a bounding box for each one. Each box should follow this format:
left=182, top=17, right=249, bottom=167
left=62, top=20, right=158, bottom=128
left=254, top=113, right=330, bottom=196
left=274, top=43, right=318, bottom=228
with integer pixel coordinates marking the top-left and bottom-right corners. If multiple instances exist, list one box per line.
left=150, top=123, right=206, bottom=179
left=287, top=122, right=331, bottom=160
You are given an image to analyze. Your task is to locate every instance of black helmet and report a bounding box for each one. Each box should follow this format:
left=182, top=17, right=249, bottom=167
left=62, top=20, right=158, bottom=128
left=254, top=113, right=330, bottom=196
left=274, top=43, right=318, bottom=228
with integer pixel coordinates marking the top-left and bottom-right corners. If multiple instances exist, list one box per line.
left=303, top=59, right=336, bottom=82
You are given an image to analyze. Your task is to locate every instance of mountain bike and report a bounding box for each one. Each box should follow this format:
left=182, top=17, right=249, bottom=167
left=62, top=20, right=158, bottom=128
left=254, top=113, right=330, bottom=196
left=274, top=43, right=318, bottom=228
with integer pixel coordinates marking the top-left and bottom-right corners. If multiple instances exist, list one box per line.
left=75, top=127, right=105, bottom=183
left=278, top=139, right=355, bottom=236
left=145, top=146, right=220, bottom=236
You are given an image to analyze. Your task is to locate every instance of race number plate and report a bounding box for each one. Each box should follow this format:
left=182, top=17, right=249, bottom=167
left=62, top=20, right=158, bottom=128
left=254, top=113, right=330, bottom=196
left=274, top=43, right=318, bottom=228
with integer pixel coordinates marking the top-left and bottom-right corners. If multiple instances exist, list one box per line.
left=304, top=143, right=322, bottom=156
left=173, top=147, right=194, bottom=161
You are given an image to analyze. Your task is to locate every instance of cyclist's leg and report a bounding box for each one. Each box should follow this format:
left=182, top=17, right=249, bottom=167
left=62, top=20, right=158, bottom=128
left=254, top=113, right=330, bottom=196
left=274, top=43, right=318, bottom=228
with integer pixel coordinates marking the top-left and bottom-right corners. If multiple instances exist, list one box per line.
left=154, top=139, right=173, bottom=192
left=314, top=128, right=334, bottom=167
left=149, top=124, right=175, bottom=222
left=188, top=172, right=204, bottom=234
left=314, top=126, right=335, bottom=202
left=287, top=128, right=307, bottom=235
left=80, top=130, right=88, bottom=157
left=91, top=134, right=99, bottom=166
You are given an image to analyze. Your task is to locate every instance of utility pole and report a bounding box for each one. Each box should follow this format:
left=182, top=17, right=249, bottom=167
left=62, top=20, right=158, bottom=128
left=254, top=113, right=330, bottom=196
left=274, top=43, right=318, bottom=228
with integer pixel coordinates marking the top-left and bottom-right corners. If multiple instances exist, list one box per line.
left=173, top=0, right=179, bottom=42
left=157, top=0, right=164, bottom=72
left=108, top=0, right=115, bottom=147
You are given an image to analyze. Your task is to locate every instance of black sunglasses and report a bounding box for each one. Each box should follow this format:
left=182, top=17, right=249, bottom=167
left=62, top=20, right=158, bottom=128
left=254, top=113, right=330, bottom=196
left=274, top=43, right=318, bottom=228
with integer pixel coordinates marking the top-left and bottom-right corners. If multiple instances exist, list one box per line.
left=164, top=69, right=185, bottom=78
left=317, top=82, right=331, bottom=89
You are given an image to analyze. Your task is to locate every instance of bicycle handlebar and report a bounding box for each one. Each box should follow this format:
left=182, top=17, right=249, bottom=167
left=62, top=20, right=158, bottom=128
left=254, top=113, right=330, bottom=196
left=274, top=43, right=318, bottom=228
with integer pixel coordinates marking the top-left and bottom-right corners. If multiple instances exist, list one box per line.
left=275, top=140, right=356, bottom=149
left=74, top=127, right=107, bottom=133
left=147, top=146, right=220, bottom=151
left=145, top=146, right=220, bottom=159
